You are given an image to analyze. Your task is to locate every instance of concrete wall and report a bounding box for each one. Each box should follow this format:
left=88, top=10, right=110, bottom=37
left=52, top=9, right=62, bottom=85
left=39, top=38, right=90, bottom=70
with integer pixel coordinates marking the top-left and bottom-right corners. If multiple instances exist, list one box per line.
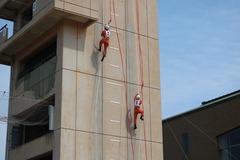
left=53, top=0, right=162, bottom=159
left=6, top=0, right=162, bottom=159
left=162, top=95, right=240, bottom=160
left=8, top=133, right=53, bottom=160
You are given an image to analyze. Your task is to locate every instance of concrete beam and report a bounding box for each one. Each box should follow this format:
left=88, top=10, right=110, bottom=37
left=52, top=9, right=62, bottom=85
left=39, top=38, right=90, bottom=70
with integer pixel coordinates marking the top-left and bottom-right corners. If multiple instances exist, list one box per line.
left=0, top=53, right=11, bottom=65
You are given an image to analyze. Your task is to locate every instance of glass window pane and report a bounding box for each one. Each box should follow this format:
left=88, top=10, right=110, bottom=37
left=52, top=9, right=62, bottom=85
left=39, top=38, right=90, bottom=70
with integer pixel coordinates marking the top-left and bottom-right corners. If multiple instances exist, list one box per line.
left=230, top=146, right=240, bottom=160
left=219, top=134, right=229, bottom=149
left=182, top=133, right=189, bottom=155
left=229, top=128, right=240, bottom=146
left=221, top=149, right=230, bottom=160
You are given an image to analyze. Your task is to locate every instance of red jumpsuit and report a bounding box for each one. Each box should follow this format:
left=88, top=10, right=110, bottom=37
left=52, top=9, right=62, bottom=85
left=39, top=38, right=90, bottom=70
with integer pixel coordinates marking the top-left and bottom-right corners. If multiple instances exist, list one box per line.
left=99, top=29, right=110, bottom=56
left=134, top=94, right=144, bottom=126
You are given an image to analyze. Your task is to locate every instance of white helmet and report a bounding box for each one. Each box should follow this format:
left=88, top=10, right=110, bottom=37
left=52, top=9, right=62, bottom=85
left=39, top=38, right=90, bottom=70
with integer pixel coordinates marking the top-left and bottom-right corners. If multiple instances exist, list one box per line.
left=136, top=94, right=141, bottom=99
left=105, top=24, right=109, bottom=30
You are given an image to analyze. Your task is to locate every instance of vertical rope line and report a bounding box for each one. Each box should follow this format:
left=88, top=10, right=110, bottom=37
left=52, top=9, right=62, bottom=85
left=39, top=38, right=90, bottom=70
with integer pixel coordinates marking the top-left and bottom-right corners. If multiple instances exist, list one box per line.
left=111, top=0, right=135, bottom=159
left=135, top=0, right=148, bottom=159
left=109, top=0, right=112, bottom=24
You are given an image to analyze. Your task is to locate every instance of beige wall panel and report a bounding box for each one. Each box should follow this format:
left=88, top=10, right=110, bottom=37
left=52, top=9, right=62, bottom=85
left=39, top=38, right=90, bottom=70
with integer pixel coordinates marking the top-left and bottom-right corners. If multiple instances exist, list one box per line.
left=54, top=70, right=62, bottom=129
left=76, top=73, right=102, bottom=133
left=55, top=0, right=64, bottom=9
left=127, top=140, right=152, bottom=160
left=152, top=142, right=164, bottom=160
left=103, top=135, right=127, bottom=160
left=126, top=33, right=149, bottom=87
left=63, top=2, right=90, bottom=18
left=103, top=28, right=125, bottom=81
left=102, top=0, right=125, bottom=30
left=62, top=20, right=77, bottom=70
left=126, top=0, right=147, bottom=36
left=102, top=78, right=127, bottom=136
left=65, top=0, right=90, bottom=8
left=77, top=24, right=99, bottom=75
left=147, top=0, right=159, bottom=39
left=76, top=131, right=102, bottom=160
left=150, top=89, right=162, bottom=142
left=91, top=10, right=99, bottom=20
left=59, top=129, right=76, bottom=160
left=103, top=104, right=122, bottom=136
left=148, top=38, right=160, bottom=89
left=53, top=129, right=61, bottom=160
left=91, top=0, right=99, bottom=11
left=60, top=69, right=76, bottom=129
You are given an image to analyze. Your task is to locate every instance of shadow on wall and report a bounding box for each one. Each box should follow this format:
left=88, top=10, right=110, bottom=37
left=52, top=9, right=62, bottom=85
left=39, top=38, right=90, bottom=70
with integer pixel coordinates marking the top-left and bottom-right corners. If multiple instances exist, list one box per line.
left=77, top=24, right=86, bottom=52
left=91, top=46, right=99, bottom=72
left=126, top=108, right=136, bottom=137
left=91, top=23, right=101, bottom=72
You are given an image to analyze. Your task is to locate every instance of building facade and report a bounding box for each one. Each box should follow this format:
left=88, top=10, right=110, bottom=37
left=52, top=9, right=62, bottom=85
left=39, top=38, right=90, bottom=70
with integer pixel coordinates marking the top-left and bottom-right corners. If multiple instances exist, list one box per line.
left=162, top=90, right=240, bottom=160
left=0, top=0, right=162, bottom=159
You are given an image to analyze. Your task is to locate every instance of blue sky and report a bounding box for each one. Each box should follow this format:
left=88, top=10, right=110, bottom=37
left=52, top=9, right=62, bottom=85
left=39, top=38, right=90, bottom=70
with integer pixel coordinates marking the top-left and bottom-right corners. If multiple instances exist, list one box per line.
left=1, top=0, right=240, bottom=158
left=0, top=64, right=10, bottom=159
left=158, top=0, right=240, bottom=119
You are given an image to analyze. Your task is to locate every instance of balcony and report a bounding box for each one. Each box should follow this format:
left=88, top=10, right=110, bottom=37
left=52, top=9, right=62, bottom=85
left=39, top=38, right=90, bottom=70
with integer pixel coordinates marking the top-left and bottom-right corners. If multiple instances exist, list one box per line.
left=0, top=0, right=99, bottom=65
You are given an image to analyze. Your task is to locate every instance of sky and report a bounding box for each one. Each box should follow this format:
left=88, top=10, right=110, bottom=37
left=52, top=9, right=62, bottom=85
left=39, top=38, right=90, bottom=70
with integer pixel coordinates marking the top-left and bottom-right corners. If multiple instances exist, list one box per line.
left=0, top=19, right=12, bottom=160
left=158, top=0, right=240, bottom=119
left=1, top=0, right=240, bottom=159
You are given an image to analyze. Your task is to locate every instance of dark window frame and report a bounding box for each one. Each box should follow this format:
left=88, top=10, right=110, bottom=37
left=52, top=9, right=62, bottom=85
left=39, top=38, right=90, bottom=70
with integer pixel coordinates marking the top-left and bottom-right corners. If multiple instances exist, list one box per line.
left=218, top=127, right=240, bottom=160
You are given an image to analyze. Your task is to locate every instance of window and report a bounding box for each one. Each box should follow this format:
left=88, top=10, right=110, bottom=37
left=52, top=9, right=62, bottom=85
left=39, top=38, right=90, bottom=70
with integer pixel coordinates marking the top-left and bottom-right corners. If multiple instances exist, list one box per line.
left=11, top=125, right=23, bottom=148
left=16, top=39, right=57, bottom=98
left=182, top=132, right=190, bottom=155
left=11, top=96, right=54, bottom=148
left=219, top=127, right=240, bottom=160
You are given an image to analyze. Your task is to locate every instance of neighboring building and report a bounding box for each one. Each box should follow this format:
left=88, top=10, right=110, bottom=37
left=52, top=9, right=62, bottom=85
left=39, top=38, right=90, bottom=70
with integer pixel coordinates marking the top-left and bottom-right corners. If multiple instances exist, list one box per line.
left=0, top=0, right=162, bottom=160
left=162, top=90, right=240, bottom=160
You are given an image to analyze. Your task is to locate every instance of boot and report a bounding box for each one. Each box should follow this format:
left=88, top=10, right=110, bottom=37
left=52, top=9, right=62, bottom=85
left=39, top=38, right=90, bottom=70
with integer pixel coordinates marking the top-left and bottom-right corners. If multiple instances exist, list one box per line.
left=140, top=115, right=144, bottom=121
left=134, top=124, right=137, bottom=129
left=101, top=55, right=106, bottom=62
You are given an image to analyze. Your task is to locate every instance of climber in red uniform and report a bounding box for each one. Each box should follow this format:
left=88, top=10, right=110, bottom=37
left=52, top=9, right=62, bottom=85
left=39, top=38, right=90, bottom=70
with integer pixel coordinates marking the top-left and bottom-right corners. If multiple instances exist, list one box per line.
left=99, top=24, right=110, bottom=62
left=133, top=93, right=144, bottom=129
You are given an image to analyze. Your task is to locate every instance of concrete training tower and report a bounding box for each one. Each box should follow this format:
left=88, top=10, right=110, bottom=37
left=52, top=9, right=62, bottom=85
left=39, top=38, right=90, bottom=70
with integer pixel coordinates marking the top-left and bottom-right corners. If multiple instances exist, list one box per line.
left=0, top=0, right=163, bottom=159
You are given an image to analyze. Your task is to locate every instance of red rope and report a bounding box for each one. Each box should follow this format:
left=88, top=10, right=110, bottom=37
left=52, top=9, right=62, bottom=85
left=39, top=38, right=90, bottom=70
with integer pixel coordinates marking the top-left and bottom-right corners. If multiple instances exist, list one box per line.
left=108, top=0, right=112, bottom=24
left=111, top=0, right=135, bottom=159
left=135, top=0, right=148, bottom=159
